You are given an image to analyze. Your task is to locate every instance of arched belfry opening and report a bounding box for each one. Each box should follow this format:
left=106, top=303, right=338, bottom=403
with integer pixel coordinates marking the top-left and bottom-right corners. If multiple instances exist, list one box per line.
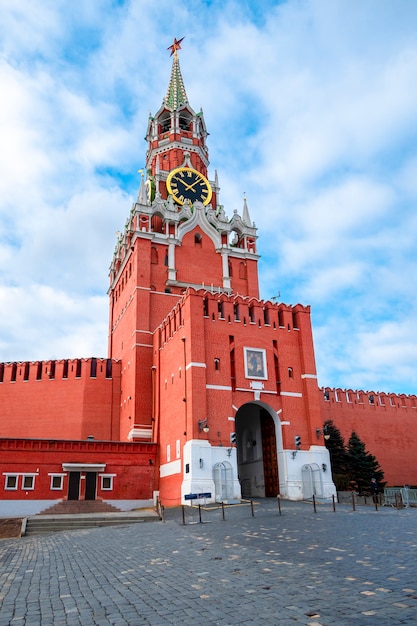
left=235, top=402, right=279, bottom=498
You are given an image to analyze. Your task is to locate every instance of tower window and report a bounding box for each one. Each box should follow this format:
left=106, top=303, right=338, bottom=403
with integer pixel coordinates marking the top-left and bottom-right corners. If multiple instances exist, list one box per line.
left=288, top=367, right=293, bottom=378
left=230, top=348, right=236, bottom=391
left=194, top=233, right=202, bottom=247
left=292, top=312, right=299, bottom=329
left=179, top=113, right=191, bottom=131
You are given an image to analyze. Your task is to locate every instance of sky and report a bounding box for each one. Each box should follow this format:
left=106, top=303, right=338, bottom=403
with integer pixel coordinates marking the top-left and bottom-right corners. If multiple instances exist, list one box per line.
left=1, top=0, right=417, bottom=395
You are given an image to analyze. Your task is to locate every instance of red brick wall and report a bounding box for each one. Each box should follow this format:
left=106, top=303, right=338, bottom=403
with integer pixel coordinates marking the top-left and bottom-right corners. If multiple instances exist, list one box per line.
left=320, top=388, right=417, bottom=486
left=0, top=359, right=121, bottom=441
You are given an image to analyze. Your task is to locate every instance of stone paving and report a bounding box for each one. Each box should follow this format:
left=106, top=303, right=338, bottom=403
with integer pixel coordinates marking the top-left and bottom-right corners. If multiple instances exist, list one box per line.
left=0, top=499, right=416, bottom=625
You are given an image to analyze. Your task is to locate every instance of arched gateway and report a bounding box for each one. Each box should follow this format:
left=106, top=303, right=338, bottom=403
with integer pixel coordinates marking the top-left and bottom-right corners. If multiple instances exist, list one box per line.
left=235, top=402, right=282, bottom=498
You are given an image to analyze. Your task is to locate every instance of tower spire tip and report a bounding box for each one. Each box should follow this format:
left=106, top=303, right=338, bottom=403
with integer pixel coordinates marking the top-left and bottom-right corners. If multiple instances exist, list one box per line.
left=167, top=36, right=185, bottom=57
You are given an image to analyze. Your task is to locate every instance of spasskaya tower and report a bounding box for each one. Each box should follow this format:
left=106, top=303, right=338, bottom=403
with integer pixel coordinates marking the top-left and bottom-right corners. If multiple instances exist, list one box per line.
left=108, top=38, right=260, bottom=441
left=108, top=39, right=335, bottom=506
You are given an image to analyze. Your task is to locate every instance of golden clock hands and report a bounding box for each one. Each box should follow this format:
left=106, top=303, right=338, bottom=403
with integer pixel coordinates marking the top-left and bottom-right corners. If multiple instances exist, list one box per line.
left=182, top=179, right=200, bottom=192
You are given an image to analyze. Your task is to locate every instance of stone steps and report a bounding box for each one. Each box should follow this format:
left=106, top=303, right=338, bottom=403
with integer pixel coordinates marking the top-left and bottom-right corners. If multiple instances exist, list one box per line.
left=23, top=508, right=160, bottom=536
left=38, top=499, right=122, bottom=515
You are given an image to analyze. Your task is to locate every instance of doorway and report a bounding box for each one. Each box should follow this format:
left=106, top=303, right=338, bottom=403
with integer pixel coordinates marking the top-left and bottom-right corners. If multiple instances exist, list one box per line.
left=68, top=472, right=81, bottom=500
left=261, top=410, right=279, bottom=496
left=85, top=472, right=97, bottom=500
left=235, top=403, right=279, bottom=498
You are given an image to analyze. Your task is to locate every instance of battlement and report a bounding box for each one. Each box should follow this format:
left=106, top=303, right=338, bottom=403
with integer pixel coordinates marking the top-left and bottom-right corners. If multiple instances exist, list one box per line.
left=0, top=357, right=119, bottom=385
left=198, top=288, right=310, bottom=330
left=157, top=287, right=312, bottom=346
left=0, top=437, right=155, bottom=454
left=321, top=387, right=417, bottom=410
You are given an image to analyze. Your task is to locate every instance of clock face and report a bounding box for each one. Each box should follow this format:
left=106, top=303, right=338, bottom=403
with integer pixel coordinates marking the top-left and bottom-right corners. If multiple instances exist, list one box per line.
left=166, top=167, right=212, bottom=206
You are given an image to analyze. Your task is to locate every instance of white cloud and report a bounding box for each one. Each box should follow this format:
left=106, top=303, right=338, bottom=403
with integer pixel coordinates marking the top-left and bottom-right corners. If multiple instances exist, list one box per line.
left=0, top=0, right=416, bottom=395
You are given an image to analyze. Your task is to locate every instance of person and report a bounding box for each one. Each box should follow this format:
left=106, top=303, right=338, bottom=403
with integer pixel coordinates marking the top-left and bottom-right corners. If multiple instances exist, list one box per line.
left=370, top=477, right=379, bottom=503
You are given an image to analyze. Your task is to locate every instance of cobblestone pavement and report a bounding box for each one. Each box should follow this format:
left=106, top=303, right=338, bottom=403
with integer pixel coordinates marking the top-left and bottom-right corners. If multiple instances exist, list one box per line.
left=1, top=499, right=416, bottom=625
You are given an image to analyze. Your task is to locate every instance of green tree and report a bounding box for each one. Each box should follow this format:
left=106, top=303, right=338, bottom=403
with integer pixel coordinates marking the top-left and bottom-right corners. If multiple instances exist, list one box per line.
left=347, top=431, right=385, bottom=494
left=323, top=420, right=350, bottom=490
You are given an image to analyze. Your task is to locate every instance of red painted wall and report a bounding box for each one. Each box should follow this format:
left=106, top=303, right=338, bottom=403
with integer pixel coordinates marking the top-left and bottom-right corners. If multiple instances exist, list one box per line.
left=320, top=388, right=417, bottom=486
left=0, top=438, right=157, bottom=502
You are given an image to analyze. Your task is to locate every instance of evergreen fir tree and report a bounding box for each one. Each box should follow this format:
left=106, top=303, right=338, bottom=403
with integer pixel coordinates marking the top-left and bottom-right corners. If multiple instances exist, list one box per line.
left=323, top=420, right=349, bottom=490
left=347, top=431, right=385, bottom=494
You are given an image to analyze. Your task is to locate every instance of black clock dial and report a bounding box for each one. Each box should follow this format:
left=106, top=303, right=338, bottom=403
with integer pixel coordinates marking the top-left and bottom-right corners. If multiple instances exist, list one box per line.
left=167, top=167, right=212, bottom=206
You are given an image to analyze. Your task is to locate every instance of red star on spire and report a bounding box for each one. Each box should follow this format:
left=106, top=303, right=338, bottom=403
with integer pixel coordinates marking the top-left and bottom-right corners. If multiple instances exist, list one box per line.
left=167, top=37, right=184, bottom=56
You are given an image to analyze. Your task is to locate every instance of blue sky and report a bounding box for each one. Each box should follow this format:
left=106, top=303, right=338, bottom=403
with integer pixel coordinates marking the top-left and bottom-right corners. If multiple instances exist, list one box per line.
left=1, top=0, right=417, bottom=395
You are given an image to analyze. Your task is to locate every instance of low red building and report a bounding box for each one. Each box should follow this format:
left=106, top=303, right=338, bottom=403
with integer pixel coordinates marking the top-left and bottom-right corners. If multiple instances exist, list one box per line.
left=0, top=438, right=156, bottom=516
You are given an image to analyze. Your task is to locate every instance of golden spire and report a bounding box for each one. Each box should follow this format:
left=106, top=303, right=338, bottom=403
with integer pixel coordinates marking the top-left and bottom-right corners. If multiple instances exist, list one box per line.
left=165, top=37, right=188, bottom=109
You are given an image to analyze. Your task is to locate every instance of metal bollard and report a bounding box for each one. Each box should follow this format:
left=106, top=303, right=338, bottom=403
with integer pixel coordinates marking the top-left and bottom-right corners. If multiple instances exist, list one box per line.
left=332, top=494, right=336, bottom=512
left=277, top=495, right=282, bottom=516
left=312, top=494, right=317, bottom=513
left=352, top=492, right=356, bottom=511
left=182, top=505, right=185, bottom=525
left=250, top=500, right=255, bottom=517
left=198, top=504, right=202, bottom=523
left=222, top=501, right=225, bottom=521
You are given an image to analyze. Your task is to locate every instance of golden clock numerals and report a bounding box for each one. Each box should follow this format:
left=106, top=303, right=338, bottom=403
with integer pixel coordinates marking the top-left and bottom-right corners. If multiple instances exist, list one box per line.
left=167, top=167, right=212, bottom=206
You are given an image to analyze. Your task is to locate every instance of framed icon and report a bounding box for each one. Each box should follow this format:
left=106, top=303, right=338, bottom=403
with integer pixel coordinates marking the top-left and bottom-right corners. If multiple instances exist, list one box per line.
left=244, top=347, right=267, bottom=380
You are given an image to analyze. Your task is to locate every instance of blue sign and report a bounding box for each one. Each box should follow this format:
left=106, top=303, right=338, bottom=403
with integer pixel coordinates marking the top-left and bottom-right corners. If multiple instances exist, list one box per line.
left=184, top=492, right=212, bottom=500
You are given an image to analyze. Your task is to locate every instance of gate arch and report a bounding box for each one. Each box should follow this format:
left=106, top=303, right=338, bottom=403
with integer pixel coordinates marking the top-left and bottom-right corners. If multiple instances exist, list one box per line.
left=235, top=402, right=282, bottom=498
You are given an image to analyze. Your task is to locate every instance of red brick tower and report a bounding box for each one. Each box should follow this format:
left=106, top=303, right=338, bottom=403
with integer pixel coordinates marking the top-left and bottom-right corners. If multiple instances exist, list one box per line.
left=109, top=40, right=336, bottom=504
left=108, top=40, right=259, bottom=443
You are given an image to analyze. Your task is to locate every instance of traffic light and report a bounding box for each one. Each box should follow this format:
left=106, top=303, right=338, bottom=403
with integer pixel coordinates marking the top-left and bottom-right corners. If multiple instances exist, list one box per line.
left=294, top=435, right=301, bottom=448
left=230, top=432, right=237, bottom=444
